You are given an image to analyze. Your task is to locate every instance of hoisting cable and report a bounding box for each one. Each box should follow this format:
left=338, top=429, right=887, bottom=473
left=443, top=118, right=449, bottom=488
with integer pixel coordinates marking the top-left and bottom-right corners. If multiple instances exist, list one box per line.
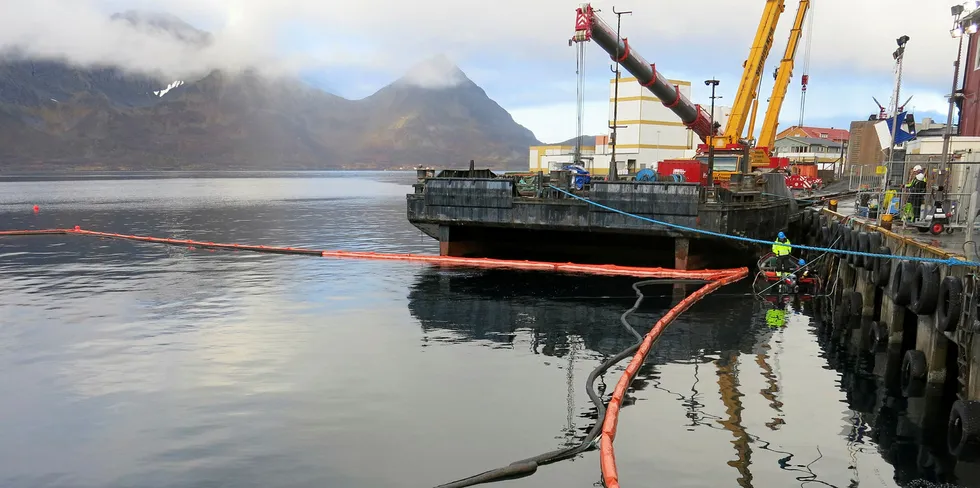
left=574, top=37, right=588, bottom=168
left=432, top=277, right=725, bottom=488
left=798, top=0, right=814, bottom=127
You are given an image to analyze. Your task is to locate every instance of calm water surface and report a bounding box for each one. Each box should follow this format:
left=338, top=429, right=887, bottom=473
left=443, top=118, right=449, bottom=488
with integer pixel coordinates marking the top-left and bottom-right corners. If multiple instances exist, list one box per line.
left=0, top=171, right=968, bottom=487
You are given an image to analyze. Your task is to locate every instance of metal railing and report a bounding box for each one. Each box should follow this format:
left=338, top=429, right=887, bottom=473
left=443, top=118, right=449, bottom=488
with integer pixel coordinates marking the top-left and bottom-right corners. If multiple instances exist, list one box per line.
left=847, top=165, right=886, bottom=192
left=848, top=187, right=980, bottom=229
left=939, top=192, right=980, bottom=227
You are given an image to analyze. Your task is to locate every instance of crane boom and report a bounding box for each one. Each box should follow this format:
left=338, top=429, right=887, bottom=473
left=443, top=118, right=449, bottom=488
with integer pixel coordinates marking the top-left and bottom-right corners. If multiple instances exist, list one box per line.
left=720, top=0, right=787, bottom=148
left=758, top=0, right=811, bottom=152
left=572, top=3, right=714, bottom=141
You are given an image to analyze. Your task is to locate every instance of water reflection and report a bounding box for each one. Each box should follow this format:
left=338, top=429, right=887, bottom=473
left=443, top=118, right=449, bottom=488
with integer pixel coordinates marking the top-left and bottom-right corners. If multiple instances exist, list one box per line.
left=4, top=172, right=978, bottom=487
left=407, top=269, right=838, bottom=485
left=810, top=302, right=980, bottom=487
left=410, top=268, right=980, bottom=487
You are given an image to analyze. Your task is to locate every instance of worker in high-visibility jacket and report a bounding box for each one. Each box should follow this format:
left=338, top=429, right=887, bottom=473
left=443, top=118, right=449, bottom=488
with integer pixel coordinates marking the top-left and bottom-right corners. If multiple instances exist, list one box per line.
left=903, top=165, right=928, bottom=222
left=766, top=307, right=787, bottom=328
left=772, top=232, right=795, bottom=274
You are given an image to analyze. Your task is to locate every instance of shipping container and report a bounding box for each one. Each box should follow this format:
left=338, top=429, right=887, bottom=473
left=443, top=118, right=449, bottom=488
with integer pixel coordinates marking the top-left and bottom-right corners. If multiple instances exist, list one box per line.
left=795, top=164, right=818, bottom=178
left=656, top=160, right=709, bottom=185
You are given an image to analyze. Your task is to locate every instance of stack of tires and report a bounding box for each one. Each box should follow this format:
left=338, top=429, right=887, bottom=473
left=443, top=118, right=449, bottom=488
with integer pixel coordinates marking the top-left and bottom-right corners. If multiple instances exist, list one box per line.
left=821, top=212, right=980, bottom=461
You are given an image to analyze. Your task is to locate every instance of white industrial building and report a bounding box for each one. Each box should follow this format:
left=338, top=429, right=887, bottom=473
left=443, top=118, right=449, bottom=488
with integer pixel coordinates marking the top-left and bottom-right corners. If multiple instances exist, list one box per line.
left=906, top=136, right=980, bottom=155
left=529, top=76, right=732, bottom=176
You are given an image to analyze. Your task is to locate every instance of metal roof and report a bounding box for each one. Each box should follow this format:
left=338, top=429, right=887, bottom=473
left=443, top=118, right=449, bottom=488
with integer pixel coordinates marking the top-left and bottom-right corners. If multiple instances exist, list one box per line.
left=774, top=136, right=844, bottom=148
left=963, top=6, right=980, bottom=25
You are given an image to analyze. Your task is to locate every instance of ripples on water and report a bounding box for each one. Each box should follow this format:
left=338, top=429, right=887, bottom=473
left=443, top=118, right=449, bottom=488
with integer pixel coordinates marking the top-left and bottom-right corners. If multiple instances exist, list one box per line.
left=0, top=171, right=973, bottom=487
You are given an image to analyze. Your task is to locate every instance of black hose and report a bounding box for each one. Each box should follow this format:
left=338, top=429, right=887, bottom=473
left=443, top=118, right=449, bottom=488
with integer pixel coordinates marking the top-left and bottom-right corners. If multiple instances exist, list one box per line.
left=432, top=278, right=709, bottom=488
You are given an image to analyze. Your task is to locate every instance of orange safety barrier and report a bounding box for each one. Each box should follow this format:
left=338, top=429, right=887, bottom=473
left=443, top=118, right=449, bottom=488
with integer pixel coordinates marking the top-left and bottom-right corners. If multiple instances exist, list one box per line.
left=0, top=229, right=70, bottom=236
left=3, top=226, right=749, bottom=485
left=1, top=228, right=748, bottom=281
left=598, top=267, right=748, bottom=488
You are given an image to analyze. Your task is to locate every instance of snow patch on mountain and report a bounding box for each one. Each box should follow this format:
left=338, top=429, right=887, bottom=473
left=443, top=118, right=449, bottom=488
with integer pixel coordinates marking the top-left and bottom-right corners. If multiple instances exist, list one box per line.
left=154, top=80, right=184, bottom=97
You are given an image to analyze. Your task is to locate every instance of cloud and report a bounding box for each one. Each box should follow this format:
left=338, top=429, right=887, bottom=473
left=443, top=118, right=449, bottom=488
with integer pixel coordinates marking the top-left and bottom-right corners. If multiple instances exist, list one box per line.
left=0, top=0, right=968, bottom=141
left=398, top=55, right=466, bottom=88
left=510, top=101, right=609, bottom=144
left=0, top=0, right=966, bottom=81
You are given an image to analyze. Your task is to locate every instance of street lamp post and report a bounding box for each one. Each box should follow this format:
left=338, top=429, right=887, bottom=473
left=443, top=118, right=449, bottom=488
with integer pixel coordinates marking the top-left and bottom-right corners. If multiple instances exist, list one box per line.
left=656, top=130, right=661, bottom=164
left=886, top=35, right=910, bottom=178
left=942, top=5, right=974, bottom=203
left=705, top=79, right=720, bottom=187
left=882, top=35, right=909, bottom=227
left=608, top=7, right=632, bottom=181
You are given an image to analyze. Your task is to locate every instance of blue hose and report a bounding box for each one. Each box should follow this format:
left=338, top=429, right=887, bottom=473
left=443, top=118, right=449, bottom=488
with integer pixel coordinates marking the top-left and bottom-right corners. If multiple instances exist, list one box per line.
left=548, top=185, right=979, bottom=267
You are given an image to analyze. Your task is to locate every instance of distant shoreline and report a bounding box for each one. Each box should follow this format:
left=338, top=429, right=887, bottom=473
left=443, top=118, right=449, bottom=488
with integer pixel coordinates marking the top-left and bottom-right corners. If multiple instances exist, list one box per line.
left=0, top=167, right=522, bottom=179
left=0, top=169, right=428, bottom=181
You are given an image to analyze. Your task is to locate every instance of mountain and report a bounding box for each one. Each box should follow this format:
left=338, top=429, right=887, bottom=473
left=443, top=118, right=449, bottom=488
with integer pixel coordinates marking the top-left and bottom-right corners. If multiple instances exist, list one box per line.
left=356, top=56, right=540, bottom=167
left=554, top=135, right=596, bottom=146
left=0, top=17, right=540, bottom=171
left=109, top=10, right=213, bottom=48
left=0, top=60, right=182, bottom=109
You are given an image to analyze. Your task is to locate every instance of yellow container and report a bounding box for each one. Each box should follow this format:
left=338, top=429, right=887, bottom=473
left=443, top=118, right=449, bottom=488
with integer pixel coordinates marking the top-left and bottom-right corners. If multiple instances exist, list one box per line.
left=881, top=212, right=893, bottom=230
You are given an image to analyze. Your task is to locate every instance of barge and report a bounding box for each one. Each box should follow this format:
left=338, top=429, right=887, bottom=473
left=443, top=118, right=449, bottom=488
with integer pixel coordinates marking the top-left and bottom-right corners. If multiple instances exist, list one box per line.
left=406, top=167, right=798, bottom=269
left=407, top=1, right=817, bottom=269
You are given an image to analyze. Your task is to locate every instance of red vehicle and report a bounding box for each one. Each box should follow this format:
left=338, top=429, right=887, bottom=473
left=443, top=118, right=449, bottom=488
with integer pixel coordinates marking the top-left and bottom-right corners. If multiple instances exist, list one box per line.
left=785, top=174, right=824, bottom=191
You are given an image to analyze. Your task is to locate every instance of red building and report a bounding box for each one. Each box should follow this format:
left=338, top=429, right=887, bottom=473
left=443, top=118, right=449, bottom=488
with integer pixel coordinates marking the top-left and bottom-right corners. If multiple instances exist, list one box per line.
left=958, top=9, right=980, bottom=136
left=774, top=125, right=850, bottom=144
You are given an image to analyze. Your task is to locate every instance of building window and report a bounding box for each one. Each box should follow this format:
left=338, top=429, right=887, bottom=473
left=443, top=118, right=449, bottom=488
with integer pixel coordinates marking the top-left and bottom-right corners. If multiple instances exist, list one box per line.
left=975, top=36, right=980, bottom=70
left=820, top=133, right=828, bottom=138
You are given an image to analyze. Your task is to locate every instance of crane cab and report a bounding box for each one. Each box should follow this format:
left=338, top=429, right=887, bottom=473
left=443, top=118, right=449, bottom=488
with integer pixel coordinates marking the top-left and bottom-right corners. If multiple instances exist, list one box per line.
left=693, top=154, right=742, bottom=184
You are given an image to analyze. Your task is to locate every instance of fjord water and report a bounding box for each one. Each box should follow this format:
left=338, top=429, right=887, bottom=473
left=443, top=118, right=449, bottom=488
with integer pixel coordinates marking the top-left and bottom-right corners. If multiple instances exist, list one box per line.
left=0, top=172, right=952, bottom=487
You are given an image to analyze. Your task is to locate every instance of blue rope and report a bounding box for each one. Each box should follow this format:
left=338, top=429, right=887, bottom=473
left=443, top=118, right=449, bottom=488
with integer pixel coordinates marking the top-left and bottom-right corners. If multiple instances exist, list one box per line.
left=549, top=185, right=980, bottom=267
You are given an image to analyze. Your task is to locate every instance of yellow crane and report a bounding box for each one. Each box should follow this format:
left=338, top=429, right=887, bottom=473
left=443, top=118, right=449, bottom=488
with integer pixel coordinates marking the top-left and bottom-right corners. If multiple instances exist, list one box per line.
left=756, top=0, right=812, bottom=159
left=711, top=0, right=812, bottom=178
left=711, top=0, right=787, bottom=151
left=573, top=0, right=811, bottom=182
left=715, top=352, right=755, bottom=487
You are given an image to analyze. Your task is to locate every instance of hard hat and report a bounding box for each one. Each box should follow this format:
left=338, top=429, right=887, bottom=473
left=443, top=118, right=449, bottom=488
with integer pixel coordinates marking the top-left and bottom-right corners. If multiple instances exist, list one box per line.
left=915, top=173, right=925, bottom=181
left=913, top=165, right=923, bottom=172
left=778, top=232, right=786, bottom=239
left=798, top=259, right=805, bottom=265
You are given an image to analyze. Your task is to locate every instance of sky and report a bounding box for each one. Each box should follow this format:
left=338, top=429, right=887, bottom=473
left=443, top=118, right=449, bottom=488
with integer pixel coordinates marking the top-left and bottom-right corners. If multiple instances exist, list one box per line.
left=0, top=0, right=973, bottom=144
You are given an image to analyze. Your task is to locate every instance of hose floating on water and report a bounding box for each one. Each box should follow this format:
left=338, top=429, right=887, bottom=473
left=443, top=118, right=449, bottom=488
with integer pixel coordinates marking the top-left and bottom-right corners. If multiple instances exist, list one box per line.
left=600, top=269, right=746, bottom=488
left=0, top=228, right=744, bottom=280
left=433, top=273, right=746, bottom=488
left=1, top=227, right=748, bottom=487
